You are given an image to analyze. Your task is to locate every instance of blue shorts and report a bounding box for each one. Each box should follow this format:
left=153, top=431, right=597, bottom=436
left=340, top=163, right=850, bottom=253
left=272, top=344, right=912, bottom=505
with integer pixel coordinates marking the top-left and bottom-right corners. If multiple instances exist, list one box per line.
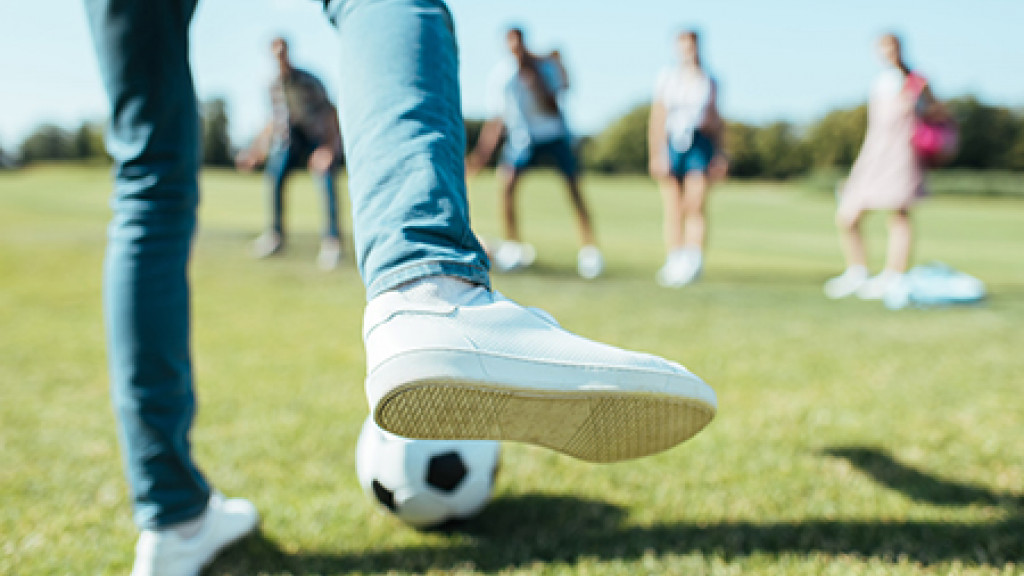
left=668, top=131, right=715, bottom=179
left=501, top=137, right=579, bottom=179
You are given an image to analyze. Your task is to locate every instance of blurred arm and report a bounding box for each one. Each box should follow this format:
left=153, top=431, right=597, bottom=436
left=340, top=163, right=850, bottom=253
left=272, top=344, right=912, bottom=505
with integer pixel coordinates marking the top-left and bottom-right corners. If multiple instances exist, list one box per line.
left=466, top=117, right=505, bottom=177
left=648, top=101, right=669, bottom=179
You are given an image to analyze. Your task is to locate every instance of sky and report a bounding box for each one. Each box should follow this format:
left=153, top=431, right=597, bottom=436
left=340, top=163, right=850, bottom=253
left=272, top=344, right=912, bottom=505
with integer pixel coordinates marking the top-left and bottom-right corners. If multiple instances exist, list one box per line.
left=1, top=0, right=1022, bottom=149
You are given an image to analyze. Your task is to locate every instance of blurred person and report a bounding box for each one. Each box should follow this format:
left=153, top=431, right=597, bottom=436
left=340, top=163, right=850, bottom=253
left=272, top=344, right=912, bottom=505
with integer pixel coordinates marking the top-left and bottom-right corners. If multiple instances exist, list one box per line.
left=648, top=30, right=726, bottom=288
left=467, top=28, right=603, bottom=279
left=236, top=37, right=344, bottom=271
left=824, top=33, right=944, bottom=300
left=84, top=1, right=717, bottom=573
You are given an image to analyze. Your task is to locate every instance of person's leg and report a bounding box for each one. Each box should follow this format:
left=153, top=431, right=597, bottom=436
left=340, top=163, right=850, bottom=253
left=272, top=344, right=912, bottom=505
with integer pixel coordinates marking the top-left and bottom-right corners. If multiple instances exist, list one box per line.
left=85, top=0, right=209, bottom=531
left=317, top=166, right=343, bottom=241
left=563, top=177, right=597, bottom=248
left=658, top=177, right=685, bottom=254
left=326, top=0, right=715, bottom=463
left=837, top=211, right=867, bottom=269
left=824, top=209, right=869, bottom=299
left=254, top=145, right=292, bottom=257
left=499, top=166, right=522, bottom=243
left=265, top=145, right=293, bottom=239
left=86, top=0, right=256, bottom=570
left=328, top=0, right=488, bottom=297
left=885, top=209, right=912, bottom=273
left=315, top=164, right=344, bottom=270
left=681, top=171, right=708, bottom=251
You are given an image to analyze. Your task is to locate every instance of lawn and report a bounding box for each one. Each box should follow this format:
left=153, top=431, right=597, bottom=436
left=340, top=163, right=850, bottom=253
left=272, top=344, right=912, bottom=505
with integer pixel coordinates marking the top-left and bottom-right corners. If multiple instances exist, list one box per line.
left=1, top=165, right=1023, bottom=575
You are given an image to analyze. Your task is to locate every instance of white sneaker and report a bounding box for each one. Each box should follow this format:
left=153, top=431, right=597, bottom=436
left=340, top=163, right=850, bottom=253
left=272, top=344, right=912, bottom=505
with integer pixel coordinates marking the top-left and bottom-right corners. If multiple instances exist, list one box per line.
left=363, top=277, right=717, bottom=463
left=857, top=270, right=903, bottom=301
left=492, top=241, right=536, bottom=273
left=577, top=245, right=604, bottom=279
left=317, top=237, right=343, bottom=271
left=131, top=492, right=258, bottom=576
left=823, top=265, right=868, bottom=299
left=656, top=250, right=702, bottom=288
left=252, top=232, right=283, bottom=259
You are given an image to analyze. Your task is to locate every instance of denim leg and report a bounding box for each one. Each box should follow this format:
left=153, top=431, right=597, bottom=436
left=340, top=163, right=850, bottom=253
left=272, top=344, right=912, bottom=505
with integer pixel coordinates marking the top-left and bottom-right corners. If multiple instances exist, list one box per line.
left=320, top=167, right=342, bottom=240
left=326, top=0, right=490, bottom=299
left=264, top=145, right=292, bottom=236
left=85, top=0, right=210, bottom=529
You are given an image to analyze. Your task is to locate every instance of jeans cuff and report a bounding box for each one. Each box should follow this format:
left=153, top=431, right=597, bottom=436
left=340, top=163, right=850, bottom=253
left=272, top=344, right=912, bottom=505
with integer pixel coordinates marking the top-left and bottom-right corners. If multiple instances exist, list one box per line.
left=365, top=260, right=490, bottom=301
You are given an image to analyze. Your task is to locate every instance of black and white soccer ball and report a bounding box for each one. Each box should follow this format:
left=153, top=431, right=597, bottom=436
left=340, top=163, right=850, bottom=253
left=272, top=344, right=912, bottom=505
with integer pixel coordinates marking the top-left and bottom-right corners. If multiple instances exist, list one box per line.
left=355, top=416, right=501, bottom=528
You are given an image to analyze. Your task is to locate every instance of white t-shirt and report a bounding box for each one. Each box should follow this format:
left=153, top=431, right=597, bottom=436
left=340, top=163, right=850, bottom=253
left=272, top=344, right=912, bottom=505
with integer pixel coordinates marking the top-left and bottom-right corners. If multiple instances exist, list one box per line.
left=487, top=56, right=569, bottom=152
left=873, top=66, right=906, bottom=100
left=654, top=66, right=714, bottom=151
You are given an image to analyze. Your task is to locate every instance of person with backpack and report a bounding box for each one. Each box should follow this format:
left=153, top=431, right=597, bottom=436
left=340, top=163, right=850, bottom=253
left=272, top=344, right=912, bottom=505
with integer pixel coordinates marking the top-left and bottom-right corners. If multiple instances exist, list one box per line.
left=825, top=33, right=953, bottom=301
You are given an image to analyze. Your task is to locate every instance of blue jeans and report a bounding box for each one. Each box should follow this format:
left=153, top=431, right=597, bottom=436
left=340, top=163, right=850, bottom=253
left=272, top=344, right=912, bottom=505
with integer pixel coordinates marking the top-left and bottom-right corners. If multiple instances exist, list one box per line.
left=265, top=131, right=341, bottom=240
left=85, top=0, right=489, bottom=529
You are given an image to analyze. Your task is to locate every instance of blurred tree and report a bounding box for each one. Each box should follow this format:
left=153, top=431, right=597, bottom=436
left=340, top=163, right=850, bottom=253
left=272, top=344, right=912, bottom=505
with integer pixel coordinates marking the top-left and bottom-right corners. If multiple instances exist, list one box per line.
left=947, top=97, right=1020, bottom=170
left=585, top=103, right=649, bottom=173
left=72, top=121, right=109, bottom=163
left=804, top=104, right=868, bottom=169
left=201, top=98, right=233, bottom=167
left=754, top=121, right=812, bottom=179
left=723, top=121, right=760, bottom=178
left=19, top=124, right=75, bottom=164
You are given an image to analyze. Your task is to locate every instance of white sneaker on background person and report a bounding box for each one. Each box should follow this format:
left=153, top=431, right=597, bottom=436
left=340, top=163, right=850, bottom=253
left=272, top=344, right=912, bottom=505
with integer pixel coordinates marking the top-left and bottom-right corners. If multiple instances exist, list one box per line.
left=252, top=231, right=283, bottom=259
left=317, top=237, right=343, bottom=271
left=130, top=492, right=258, bottom=576
left=492, top=240, right=537, bottom=273
left=577, top=245, right=604, bottom=279
left=823, top=265, right=868, bottom=299
left=362, top=276, right=717, bottom=463
left=656, top=248, right=702, bottom=288
left=857, top=269, right=904, bottom=301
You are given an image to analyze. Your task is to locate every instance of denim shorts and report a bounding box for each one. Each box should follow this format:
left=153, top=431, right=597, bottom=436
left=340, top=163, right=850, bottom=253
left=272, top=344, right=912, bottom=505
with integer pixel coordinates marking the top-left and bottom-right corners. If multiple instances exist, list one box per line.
left=501, top=136, right=579, bottom=178
left=669, top=131, right=715, bottom=179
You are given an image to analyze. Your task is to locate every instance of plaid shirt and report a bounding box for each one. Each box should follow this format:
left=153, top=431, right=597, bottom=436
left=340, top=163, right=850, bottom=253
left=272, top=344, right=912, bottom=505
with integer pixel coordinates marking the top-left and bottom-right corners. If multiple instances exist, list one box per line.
left=270, top=67, right=334, bottom=147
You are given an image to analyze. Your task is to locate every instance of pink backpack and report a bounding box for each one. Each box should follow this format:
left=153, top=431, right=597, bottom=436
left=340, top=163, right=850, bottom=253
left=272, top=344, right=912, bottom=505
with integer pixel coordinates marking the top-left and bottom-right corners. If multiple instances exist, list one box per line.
left=905, top=73, right=958, bottom=167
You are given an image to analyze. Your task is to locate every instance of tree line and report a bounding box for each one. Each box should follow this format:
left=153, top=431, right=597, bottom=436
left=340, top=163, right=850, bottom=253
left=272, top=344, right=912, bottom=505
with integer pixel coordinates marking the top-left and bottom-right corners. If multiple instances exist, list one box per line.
left=9, top=96, right=1024, bottom=180
left=9, top=99, right=234, bottom=168
left=585, top=97, right=1024, bottom=177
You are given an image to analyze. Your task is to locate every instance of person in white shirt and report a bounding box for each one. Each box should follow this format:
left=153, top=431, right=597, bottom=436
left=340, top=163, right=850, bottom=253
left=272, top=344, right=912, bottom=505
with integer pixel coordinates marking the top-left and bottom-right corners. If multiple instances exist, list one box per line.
left=648, top=30, right=727, bottom=288
left=468, top=28, right=603, bottom=280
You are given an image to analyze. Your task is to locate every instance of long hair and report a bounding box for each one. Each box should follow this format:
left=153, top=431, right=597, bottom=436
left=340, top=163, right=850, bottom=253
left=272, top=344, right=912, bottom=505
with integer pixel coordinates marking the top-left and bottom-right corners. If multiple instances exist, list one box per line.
left=881, top=33, right=911, bottom=76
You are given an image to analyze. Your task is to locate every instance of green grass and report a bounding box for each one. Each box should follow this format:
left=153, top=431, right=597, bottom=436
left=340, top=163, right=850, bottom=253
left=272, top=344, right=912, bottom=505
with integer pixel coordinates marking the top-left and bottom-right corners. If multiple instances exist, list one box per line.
left=2, top=165, right=1023, bottom=575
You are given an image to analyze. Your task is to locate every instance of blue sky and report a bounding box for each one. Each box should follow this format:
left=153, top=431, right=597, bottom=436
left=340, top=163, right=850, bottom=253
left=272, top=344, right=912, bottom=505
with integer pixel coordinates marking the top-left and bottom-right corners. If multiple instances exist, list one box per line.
left=1, top=1, right=1022, bottom=148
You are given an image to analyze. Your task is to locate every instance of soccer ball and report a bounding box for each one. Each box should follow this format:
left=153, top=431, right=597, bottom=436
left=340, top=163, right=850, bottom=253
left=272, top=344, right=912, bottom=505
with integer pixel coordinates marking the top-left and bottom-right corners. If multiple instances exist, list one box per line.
left=355, top=416, right=501, bottom=528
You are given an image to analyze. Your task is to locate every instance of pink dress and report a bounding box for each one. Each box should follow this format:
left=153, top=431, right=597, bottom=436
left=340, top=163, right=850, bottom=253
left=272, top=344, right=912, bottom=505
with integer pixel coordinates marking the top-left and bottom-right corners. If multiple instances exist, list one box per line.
left=839, top=69, right=926, bottom=218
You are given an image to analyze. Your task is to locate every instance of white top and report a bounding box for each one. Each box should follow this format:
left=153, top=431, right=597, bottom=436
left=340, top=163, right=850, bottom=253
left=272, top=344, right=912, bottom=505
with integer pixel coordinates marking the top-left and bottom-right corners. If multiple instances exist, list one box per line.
left=487, top=56, right=569, bottom=152
left=654, top=66, right=714, bottom=151
left=873, top=66, right=906, bottom=100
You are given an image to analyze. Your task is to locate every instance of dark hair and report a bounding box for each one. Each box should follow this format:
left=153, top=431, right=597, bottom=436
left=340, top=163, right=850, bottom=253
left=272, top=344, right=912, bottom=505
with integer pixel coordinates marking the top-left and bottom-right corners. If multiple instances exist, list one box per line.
left=678, top=29, right=702, bottom=69
left=880, top=33, right=911, bottom=76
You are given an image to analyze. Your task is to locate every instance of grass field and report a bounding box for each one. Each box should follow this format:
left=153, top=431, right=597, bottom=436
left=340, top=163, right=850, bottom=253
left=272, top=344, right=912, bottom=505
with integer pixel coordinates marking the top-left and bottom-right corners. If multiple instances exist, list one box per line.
left=2, top=166, right=1023, bottom=575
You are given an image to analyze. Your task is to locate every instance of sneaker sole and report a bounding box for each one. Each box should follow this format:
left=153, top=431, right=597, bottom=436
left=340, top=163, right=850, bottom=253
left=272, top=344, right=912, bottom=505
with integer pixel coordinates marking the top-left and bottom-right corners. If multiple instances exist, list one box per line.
left=369, top=350, right=716, bottom=463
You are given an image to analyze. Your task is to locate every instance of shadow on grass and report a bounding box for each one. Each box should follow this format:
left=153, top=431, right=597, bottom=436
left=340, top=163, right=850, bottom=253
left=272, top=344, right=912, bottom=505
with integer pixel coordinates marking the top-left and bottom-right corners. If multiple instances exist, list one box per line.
left=824, top=446, right=1023, bottom=508
left=207, top=483, right=1023, bottom=575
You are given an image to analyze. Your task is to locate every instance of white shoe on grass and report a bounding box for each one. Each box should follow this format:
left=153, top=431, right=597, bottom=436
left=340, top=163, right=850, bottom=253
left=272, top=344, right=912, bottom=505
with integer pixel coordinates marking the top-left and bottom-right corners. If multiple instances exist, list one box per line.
left=252, top=231, right=283, bottom=259
left=823, top=265, right=868, bottom=299
left=492, top=241, right=536, bottom=273
left=363, top=277, right=717, bottom=463
left=857, top=269, right=904, bottom=301
left=656, top=249, right=702, bottom=288
left=577, top=245, right=604, bottom=279
left=131, top=492, right=258, bottom=576
left=317, top=237, right=343, bottom=271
